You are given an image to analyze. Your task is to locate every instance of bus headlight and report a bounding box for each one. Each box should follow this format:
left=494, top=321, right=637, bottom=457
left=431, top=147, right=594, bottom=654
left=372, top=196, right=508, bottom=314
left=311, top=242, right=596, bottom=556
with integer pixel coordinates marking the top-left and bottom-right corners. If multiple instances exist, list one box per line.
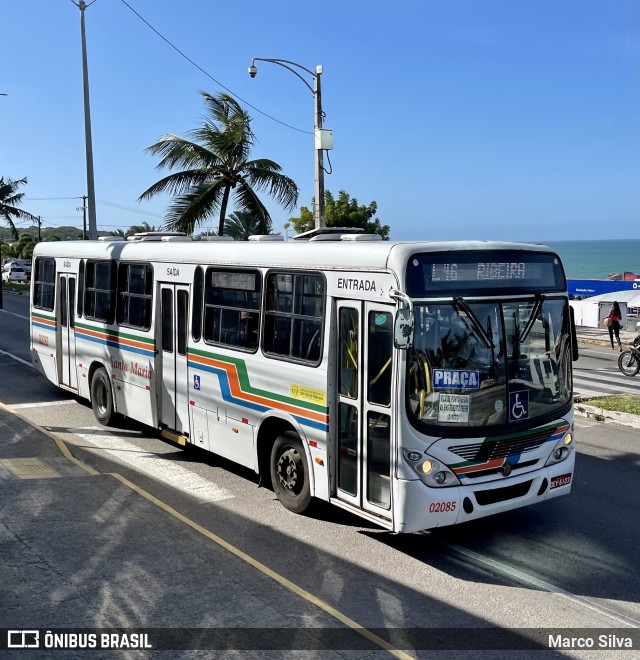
left=404, top=451, right=460, bottom=487
left=545, top=432, right=574, bottom=466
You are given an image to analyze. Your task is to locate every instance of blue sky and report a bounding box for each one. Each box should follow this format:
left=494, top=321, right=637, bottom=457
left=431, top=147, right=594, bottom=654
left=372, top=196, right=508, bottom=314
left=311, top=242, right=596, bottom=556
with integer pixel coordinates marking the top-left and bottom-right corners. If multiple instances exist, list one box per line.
left=2, top=0, right=638, bottom=241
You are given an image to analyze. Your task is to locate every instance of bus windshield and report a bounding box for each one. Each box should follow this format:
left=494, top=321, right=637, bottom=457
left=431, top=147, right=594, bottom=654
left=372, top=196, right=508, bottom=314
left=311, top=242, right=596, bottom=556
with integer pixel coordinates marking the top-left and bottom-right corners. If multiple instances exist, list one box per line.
left=407, top=297, right=572, bottom=432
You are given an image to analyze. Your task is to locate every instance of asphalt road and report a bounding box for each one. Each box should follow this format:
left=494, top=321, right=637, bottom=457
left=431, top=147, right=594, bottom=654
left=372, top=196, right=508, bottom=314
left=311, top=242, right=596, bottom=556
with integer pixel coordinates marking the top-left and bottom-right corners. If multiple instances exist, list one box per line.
left=1, top=290, right=639, bottom=658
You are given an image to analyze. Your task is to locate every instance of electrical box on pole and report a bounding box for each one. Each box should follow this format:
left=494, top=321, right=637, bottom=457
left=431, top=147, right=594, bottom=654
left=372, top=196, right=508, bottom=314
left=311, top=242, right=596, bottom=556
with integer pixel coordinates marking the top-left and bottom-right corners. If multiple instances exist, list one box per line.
left=315, top=129, right=333, bottom=150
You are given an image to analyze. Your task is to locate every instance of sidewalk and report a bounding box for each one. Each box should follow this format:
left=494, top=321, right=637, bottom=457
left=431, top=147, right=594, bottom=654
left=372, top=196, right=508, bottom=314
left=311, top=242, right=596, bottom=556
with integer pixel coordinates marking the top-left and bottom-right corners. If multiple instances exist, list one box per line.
left=574, top=325, right=640, bottom=430
left=575, top=325, right=637, bottom=347
left=0, top=404, right=350, bottom=651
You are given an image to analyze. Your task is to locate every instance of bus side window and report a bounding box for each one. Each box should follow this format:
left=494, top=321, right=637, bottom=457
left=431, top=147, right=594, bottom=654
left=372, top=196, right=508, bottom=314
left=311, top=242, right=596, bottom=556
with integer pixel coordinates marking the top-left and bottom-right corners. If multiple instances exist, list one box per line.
left=203, top=268, right=260, bottom=351
left=263, top=272, right=325, bottom=365
left=368, top=311, right=392, bottom=407
left=192, top=266, right=204, bottom=341
left=77, top=260, right=84, bottom=318
left=33, top=257, right=56, bottom=311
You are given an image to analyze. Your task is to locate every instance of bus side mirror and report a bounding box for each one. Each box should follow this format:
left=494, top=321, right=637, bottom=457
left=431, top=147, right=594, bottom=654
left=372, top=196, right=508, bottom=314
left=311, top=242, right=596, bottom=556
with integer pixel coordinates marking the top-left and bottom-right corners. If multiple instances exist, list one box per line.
left=394, top=308, right=414, bottom=349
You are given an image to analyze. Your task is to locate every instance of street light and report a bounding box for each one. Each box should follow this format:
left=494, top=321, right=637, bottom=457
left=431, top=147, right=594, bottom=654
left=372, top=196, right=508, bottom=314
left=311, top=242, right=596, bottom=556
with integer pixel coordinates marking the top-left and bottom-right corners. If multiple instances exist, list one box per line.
left=248, top=58, right=331, bottom=230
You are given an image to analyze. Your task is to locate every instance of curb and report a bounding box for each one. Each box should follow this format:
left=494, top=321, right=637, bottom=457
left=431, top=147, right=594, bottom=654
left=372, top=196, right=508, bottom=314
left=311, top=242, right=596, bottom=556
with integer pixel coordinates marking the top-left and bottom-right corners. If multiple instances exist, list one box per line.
left=573, top=400, right=640, bottom=429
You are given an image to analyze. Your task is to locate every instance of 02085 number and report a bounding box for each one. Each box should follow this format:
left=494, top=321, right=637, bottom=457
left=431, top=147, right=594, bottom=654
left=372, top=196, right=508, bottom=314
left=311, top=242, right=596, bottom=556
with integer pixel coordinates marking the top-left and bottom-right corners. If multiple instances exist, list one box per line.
left=429, top=501, right=456, bottom=513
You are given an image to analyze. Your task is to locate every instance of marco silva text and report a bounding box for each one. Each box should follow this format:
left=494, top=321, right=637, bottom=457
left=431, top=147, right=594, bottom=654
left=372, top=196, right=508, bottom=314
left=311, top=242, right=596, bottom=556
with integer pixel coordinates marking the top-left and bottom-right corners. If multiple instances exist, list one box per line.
left=548, top=634, right=633, bottom=649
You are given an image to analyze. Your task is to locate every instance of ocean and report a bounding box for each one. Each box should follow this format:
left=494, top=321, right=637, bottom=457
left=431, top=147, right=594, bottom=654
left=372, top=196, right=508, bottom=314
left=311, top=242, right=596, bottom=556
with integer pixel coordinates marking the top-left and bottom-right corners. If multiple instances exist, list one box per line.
left=543, top=239, right=640, bottom=279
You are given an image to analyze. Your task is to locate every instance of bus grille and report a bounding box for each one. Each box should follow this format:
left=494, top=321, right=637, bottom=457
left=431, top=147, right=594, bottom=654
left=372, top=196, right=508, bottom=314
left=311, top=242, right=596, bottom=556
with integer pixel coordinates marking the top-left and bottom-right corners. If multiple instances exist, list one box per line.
left=475, top=480, right=532, bottom=505
left=448, top=426, right=557, bottom=462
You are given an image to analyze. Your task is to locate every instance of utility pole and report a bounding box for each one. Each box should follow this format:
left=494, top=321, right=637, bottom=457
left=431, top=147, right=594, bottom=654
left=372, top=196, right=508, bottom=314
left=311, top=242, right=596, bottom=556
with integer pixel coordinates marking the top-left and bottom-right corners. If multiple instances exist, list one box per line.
left=71, top=0, right=98, bottom=239
left=36, top=216, right=42, bottom=242
left=77, top=196, right=88, bottom=239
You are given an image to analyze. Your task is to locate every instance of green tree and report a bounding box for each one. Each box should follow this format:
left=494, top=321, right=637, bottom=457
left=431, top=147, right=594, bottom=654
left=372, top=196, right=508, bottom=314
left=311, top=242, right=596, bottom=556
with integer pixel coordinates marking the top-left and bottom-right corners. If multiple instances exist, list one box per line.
left=0, top=239, right=16, bottom=259
left=0, top=177, right=37, bottom=240
left=286, top=190, right=390, bottom=239
left=139, top=91, right=298, bottom=236
left=14, top=232, right=36, bottom=258
left=224, top=211, right=272, bottom=241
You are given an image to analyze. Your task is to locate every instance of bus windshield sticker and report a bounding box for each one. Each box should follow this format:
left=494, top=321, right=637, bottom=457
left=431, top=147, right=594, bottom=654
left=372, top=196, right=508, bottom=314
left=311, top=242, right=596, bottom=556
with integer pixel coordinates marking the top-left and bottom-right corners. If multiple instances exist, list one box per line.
left=509, top=390, right=529, bottom=421
left=290, top=384, right=326, bottom=406
left=433, top=369, right=480, bottom=390
left=437, top=393, right=470, bottom=423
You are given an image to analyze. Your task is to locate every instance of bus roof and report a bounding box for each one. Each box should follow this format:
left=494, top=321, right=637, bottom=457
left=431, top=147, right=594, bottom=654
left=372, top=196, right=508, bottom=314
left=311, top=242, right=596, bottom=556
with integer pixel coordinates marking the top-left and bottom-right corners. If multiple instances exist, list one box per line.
left=32, top=238, right=557, bottom=272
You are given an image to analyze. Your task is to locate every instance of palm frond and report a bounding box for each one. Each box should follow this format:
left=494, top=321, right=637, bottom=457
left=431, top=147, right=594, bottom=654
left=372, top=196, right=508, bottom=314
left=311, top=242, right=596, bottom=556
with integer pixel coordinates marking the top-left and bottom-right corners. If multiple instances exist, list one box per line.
left=233, top=183, right=272, bottom=229
left=138, top=169, right=213, bottom=201
left=162, top=181, right=225, bottom=234
left=243, top=165, right=299, bottom=211
left=144, top=135, right=220, bottom=171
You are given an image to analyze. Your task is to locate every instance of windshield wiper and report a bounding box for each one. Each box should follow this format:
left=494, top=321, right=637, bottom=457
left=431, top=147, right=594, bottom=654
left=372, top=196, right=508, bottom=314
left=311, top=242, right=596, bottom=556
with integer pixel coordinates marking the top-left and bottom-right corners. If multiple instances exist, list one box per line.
left=453, top=296, right=495, bottom=349
left=519, top=294, right=543, bottom=343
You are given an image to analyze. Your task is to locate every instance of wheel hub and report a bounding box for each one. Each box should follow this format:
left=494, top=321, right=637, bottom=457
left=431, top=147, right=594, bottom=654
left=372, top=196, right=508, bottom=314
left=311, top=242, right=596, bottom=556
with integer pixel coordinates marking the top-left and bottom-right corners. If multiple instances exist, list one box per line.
left=277, top=448, right=300, bottom=491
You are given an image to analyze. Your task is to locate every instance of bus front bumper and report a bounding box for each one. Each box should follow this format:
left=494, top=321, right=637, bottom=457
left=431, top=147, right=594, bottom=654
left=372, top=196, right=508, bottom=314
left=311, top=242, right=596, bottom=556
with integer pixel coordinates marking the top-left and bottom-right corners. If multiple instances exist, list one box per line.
left=394, top=456, right=575, bottom=534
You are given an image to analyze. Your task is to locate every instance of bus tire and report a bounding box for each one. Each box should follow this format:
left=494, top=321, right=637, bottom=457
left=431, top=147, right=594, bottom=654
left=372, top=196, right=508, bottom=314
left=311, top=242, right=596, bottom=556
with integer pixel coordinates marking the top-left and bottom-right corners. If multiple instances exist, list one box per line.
left=270, top=432, right=312, bottom=514
left=91, top=367, right=115, bottom=426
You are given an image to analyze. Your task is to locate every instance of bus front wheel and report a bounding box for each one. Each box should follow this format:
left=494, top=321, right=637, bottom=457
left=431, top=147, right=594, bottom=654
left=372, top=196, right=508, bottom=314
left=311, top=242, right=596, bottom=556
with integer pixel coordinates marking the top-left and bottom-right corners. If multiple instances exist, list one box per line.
left=91, top=367, right=115, bottom=426
left=270, top=433, right=311, bottom=514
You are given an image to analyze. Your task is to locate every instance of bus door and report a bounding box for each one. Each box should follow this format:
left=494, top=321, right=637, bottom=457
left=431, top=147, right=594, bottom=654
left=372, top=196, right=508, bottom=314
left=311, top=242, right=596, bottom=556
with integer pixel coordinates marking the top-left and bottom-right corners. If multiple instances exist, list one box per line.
left=159, top=283, right=190, bottom=435
left=335, top=300, right=395, bottom=520
left=57, top=273, right=78, bottom=390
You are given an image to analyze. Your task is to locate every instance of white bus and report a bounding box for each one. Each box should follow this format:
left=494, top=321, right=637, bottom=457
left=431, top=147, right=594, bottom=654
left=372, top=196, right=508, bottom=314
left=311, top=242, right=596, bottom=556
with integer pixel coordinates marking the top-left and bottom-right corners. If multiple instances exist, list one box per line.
left=30, top=231, right=578, bottom=533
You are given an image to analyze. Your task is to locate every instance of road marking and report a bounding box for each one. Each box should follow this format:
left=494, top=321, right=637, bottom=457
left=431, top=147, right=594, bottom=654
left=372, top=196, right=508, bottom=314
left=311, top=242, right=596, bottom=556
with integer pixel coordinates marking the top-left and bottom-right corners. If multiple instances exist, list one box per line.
left=0, top=308, right=29, bottom=320
left=0, top=401, right=411, bottom=659
left=67, top=426, right=234, bottom=504
left=12, top=399, right=77, bottom=409
left=0, top=457, right=60, bottom=479
left=442, top=541, right=640, bottom=628
left=0, top=347, right=34, bottom=369
left=111, top=471, right=413, bottom=659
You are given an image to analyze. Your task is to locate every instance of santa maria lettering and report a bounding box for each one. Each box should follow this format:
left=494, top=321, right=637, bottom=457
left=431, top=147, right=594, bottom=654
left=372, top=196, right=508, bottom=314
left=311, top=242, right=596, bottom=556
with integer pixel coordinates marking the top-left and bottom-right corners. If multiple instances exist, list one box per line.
left=433, top=369, right=480, bottom=390
left=337, top=277, right=377, bottom=292
left=110, top=357, right=153, bottom=379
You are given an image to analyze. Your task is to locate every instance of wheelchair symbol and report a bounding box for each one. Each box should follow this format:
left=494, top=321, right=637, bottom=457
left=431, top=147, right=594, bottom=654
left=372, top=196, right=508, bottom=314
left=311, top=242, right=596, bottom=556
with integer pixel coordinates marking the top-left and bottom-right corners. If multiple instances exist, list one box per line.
left=194, top=375, right=201, bottom=391
left=509, top=391, right=529, bottom=421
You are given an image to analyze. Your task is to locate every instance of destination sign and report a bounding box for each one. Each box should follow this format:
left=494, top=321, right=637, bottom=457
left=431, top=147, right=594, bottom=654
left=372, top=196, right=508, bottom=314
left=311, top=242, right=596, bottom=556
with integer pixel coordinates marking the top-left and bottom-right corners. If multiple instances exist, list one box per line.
left=406, top=250, right=565, bottom=295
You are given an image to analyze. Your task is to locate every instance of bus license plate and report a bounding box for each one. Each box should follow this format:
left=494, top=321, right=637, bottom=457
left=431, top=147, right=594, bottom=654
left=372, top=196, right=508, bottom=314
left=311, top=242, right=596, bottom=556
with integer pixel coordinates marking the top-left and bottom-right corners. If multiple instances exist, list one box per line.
left=550, top=473, right=572, bottom=489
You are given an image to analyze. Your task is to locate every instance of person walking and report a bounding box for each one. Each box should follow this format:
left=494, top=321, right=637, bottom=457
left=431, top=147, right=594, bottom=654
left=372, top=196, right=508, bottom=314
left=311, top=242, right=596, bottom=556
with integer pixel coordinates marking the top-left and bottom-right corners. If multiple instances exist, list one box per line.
left=606, top=301, right=623, bottom=351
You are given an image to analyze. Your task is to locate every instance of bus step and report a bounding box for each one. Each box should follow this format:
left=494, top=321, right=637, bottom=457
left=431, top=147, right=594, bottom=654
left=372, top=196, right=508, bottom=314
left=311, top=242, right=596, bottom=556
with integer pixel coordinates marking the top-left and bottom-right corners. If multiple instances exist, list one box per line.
left=160, top=428, right=188, bottom=446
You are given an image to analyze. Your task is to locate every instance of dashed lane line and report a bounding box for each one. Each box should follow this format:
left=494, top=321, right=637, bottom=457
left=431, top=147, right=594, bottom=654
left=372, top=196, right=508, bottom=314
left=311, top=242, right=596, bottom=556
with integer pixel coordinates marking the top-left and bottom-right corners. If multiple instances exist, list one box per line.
left=0, top=347, right=34, bottom=369
left=441, top=541, right=640, bottom=628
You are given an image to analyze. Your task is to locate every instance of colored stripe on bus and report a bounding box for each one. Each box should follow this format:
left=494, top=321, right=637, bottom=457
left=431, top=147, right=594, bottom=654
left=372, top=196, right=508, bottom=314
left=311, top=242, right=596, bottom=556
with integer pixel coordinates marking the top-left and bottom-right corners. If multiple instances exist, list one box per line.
left=74, top=322, right=156, bottom=358
left=450, top=423, right=570, bottom=476
left=188, top=349, right=329, bottom=432
left=31, top=312, right=56, bottom=329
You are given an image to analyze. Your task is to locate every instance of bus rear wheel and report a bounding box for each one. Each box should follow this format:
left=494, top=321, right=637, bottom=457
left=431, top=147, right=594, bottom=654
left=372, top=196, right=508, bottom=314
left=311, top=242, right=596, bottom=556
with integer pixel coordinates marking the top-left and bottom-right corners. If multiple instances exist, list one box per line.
left=91, top=367, right=115, bottom=426
left=270, top=433, right=311, bottom=514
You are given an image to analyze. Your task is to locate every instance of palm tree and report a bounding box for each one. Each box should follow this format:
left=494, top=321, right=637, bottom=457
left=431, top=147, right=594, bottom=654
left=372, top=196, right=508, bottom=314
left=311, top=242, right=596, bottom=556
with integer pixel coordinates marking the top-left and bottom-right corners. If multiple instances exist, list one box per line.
left=224, top=211, right=272, bottom=241
left=138, top=92, right=298, bottom=236
left=0, top=177, right=37, bottom=240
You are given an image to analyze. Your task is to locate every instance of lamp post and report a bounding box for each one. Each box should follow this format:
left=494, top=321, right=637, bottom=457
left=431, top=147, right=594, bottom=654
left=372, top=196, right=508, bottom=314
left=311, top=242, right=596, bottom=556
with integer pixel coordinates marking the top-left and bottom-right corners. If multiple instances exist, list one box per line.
left=248, top=58, right=328, bottom=230
left=71, top=0, right=98, bottom=240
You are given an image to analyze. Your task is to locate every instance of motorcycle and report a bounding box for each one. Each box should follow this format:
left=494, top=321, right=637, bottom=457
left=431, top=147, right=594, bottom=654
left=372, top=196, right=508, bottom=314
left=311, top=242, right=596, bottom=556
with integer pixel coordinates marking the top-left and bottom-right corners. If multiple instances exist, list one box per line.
left=618, top=335, right=640, bottom=377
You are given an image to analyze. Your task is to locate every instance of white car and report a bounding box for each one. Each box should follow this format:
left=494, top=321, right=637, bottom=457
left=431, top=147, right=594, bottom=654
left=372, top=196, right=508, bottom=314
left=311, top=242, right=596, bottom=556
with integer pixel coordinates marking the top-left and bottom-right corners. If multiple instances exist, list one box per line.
left=2, top=266, right=27, bottom=283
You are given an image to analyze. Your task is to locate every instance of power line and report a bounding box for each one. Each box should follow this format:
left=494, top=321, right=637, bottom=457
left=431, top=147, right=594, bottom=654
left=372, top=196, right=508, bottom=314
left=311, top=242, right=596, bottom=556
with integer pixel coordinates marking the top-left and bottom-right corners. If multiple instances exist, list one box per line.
left=118, top=0, right=312, bottom=135
left=97, top=199, right=164, bottom=217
